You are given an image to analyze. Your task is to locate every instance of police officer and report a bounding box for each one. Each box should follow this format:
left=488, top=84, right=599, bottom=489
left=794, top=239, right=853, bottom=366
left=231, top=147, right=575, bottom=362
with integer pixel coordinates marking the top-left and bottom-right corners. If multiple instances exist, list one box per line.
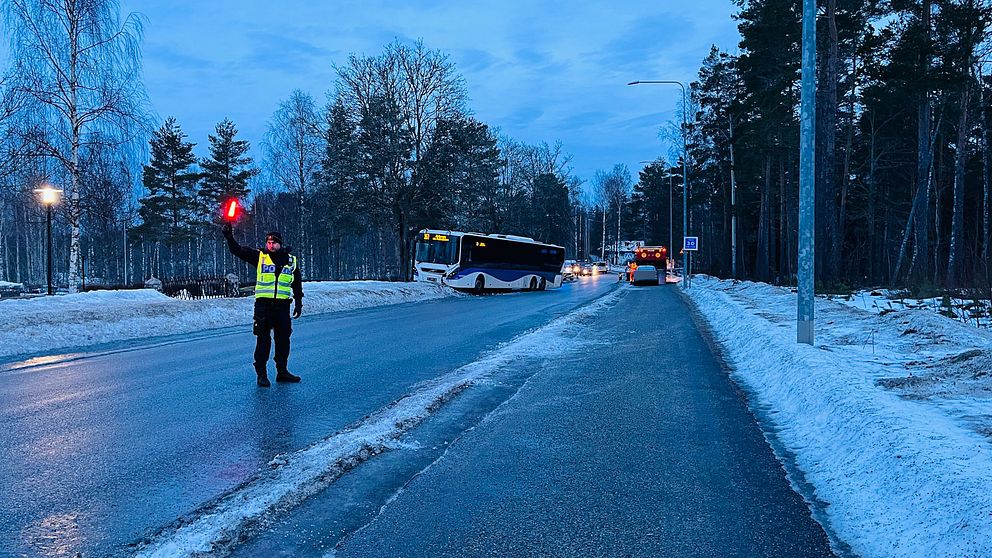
left=223, top=223, right=303, bottom=387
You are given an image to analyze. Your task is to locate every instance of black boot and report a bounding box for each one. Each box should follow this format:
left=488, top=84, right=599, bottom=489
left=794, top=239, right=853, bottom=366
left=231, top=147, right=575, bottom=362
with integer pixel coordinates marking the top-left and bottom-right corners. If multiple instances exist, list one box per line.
left=255, top=364, right=271, bottom=387
left=275, top=368, right=301, bottom=383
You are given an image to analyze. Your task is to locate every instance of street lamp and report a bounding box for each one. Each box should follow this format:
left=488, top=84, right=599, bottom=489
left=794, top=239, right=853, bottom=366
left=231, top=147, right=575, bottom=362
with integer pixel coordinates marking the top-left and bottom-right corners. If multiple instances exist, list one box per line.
left=798, top=0, right=816, bottom=344
left=628, top=80, right=690, bottom=288
left=35, top=185, right=62, bottom=295
left=665, top=170, right=674, bottom=267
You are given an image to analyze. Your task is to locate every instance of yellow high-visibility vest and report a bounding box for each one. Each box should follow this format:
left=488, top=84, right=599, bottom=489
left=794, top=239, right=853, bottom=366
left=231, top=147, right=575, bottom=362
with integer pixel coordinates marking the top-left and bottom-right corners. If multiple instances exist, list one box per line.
left=256, top=252, right=297, bottom=300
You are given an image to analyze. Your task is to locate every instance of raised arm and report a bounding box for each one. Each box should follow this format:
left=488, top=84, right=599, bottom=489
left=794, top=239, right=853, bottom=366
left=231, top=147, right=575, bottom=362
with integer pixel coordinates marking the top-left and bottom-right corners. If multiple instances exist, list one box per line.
left=222, top=223, right=260, bottom=266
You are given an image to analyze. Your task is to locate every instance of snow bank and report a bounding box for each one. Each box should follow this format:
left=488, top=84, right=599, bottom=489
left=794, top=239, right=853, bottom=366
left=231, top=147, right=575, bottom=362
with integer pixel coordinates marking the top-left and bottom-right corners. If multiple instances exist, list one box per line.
left=0, top=281, right=455, bottom=361
left=687, top=277, right=992, bottom=558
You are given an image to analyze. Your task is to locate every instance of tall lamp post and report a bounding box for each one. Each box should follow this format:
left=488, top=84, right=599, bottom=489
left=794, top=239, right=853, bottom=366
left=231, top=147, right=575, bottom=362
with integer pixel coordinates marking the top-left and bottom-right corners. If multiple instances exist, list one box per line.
left=798, top=0, right=816, bottom=344
left=628, top=80, right=690, bottom=288
left=35, top=185, right=62, bottom=295
left=667, top=170, right=674, bottom=267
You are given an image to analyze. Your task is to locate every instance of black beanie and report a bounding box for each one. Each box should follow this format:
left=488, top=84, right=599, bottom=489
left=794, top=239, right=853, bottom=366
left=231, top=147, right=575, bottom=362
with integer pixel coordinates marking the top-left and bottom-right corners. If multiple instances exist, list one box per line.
left=265, top=231, right=283, bottom=244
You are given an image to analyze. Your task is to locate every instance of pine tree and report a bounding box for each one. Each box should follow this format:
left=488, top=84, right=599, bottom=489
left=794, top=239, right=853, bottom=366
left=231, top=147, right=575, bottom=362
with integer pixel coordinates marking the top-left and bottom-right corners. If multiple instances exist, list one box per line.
left=313, top=97, right=363, bottom=278
left=693, top=46, right=743, bottom=275
left=199, top=118, right=257, bottom=223
left=419, top=115, right=502, bottom=231
left=631, top=161, right=674, bottom=247
left=135, top=117, right=199, bottom=243
left=736, top=0, right=802, bottom=282
left=355, top=94, right=415, bottom=278
left=531, top=173, right=572, bottom=247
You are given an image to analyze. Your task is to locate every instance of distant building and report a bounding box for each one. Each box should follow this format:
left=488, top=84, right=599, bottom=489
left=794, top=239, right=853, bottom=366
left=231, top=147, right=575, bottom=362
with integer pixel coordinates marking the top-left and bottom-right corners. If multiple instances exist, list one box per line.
left=609, top=240, right=645, bottom=265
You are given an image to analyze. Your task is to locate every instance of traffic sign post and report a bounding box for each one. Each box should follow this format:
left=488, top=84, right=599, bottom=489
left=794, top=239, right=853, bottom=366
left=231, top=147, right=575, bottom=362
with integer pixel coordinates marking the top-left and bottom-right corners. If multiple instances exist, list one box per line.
left=683, top=236, right=698, bottom=288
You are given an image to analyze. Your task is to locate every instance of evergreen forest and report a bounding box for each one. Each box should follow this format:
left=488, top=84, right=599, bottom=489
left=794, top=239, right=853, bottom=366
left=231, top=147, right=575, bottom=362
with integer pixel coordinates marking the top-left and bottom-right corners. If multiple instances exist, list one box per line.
left=1, top=0, right=990, bottom=295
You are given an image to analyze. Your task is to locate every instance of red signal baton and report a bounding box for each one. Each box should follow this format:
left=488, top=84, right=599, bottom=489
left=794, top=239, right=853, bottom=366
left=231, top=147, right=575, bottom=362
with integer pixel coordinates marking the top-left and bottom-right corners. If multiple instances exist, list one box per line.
left=223, top=199, right=241, bottom=222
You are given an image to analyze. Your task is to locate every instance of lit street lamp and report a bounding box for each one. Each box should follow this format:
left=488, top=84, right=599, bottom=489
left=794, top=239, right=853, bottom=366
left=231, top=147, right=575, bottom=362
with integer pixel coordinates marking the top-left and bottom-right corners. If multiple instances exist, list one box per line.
left=35, top=185, right=62, bottom=295
left=628, top=80, right=691, bottom=288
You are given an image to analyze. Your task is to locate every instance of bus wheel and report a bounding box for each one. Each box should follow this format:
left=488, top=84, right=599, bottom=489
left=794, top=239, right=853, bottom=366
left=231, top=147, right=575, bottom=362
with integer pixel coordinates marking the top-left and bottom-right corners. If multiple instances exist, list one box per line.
left=529, top=277, right=538, bottom=291
left=538, top=277, right=547, bottom=291
left=474, top=275, right=485, bottom=295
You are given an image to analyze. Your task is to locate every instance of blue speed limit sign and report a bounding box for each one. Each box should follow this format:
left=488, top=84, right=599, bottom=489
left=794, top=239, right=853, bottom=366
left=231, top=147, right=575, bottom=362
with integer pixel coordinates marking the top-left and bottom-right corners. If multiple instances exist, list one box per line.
left=684, top=236, right=699, bottom=251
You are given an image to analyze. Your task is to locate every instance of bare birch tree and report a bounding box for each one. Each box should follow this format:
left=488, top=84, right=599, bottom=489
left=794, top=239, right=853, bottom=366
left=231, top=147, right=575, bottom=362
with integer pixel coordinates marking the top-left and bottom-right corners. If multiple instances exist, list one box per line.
left=3, top=0, right=147, bottom=291
left=262, top=89, right=322, bottom=277
left=594, top=164, right=633, bottom=263
left=335, top=40, right=468, bottom=278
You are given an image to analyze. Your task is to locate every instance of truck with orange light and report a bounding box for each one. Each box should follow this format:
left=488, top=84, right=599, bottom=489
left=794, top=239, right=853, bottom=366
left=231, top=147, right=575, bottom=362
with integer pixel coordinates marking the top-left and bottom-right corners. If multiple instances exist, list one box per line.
left=626, top=246, right=667, bottom=285
left=414, top=229, right=565, bottom=294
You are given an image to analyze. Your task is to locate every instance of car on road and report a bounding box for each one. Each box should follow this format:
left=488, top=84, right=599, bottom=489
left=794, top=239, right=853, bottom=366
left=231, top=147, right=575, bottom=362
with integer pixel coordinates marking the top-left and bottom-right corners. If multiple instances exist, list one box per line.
left=562, top=260, right=579, bottom=281
left=592, top=261, right=609, bottom=275
left=579, top=263, right=595, bottom=276
left=630, top=264, right=660, bottom=285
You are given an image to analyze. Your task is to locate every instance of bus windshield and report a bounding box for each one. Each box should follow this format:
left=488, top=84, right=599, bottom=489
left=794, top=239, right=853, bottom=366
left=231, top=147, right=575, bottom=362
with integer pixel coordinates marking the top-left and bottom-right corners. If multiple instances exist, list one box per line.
left=416, top=236, right=459, bottom=265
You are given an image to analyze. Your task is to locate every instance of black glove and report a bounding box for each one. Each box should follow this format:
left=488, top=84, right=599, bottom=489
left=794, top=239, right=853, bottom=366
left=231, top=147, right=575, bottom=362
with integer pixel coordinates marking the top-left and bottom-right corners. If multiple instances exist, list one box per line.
left=292, top=302, right=302, bottom=319
left=222, top=222, right=233, bottom=238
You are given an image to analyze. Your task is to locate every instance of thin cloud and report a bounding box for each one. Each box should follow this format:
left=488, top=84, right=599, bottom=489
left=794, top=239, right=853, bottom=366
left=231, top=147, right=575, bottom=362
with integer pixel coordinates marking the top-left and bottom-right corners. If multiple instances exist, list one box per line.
left=591, top=14, right=698, bottom=72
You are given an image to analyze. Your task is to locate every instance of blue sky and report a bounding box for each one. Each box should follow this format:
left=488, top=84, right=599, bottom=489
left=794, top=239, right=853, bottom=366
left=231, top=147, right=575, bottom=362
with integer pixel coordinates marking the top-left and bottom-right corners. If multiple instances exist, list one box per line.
left=112, top=1, right=741, bottom=192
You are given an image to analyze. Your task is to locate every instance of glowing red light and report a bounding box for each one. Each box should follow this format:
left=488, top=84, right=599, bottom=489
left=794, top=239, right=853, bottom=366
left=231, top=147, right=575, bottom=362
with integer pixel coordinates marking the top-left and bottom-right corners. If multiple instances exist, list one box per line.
left=224, top=199, right=240, bottom=221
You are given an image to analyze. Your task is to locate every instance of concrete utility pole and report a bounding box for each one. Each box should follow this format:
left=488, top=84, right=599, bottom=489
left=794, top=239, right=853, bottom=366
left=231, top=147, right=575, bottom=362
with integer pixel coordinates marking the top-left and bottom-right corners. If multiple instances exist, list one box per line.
left=798, top=0, right=817, bottom=344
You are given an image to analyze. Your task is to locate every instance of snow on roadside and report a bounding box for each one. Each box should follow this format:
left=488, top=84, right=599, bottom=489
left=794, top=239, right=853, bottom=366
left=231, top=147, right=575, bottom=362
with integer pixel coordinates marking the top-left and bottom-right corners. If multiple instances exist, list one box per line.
left=0, top=281, right=456, bottom=361
left=686, top=276, right=992, bottom=558
left=130, top=288, right=622, bottom=558
left=831, top=289, right=992, bottom=329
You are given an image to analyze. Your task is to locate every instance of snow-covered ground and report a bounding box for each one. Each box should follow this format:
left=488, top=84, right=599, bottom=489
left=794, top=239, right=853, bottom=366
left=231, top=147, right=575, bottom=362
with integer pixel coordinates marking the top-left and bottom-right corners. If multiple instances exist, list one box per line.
left=11, top=274, right=992, bottom=556
left=687, top=276, right=992, bottom=558
left=829, top=289, right=992, bottom=329
left=0, top=281, right=455, bottom=361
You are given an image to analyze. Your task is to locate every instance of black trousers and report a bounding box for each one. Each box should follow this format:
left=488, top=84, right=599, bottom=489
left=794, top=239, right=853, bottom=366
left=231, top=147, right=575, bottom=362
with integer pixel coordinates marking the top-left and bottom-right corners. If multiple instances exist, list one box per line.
left=253, top=299, right=292, bottom=371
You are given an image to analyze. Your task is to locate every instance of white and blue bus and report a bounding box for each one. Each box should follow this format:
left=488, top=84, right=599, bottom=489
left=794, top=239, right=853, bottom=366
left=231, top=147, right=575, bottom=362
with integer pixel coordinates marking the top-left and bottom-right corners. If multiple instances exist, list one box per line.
left=414, top=229, right=565, bottom=293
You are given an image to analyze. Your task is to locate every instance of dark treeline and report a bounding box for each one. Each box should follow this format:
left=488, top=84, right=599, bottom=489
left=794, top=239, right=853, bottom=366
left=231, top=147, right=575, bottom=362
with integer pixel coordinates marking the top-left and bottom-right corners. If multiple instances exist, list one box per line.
left=7, top=0, right=989, bottom=293
left=632, top=0, right=992, bottom=291
left=0, top=0, right=593, bottom=289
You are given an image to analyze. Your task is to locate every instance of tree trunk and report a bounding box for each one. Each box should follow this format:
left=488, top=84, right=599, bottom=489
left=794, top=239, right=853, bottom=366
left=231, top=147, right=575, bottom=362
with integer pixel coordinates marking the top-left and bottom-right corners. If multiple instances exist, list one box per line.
left=756, top=156, right=771, bottom=282
left=948, top=86, right=970, bottom=287
left=815, top=0, right=839, bottom=285
left=911, top=0, right=933, bottom=284
left=868, top=114, right=878, bottom=282
left=838, top=51, right=858, bottom=280
left=982, top=73, right=991, bottom=262
left=773, top=157, right=783, bottom=282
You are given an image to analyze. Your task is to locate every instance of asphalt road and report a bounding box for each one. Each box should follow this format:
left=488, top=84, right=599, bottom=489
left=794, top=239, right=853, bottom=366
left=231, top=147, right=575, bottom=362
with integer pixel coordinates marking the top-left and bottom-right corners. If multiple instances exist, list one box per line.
left=0, top=275, right=616, bottom=558
left=233, top=283, right=837, bottom=557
